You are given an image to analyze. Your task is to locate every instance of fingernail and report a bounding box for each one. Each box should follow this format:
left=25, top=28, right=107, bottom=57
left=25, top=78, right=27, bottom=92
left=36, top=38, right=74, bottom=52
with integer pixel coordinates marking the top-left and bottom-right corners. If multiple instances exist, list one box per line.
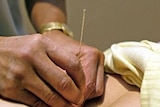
left=71, top=103, right=82, bottom=107
left=78, top=95, right=84, bottom=105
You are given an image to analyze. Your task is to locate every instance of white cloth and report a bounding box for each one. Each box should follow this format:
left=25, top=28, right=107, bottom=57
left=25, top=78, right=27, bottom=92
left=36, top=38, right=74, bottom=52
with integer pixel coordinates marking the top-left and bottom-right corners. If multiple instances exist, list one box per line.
left=104, top=40, right=160, bottom=107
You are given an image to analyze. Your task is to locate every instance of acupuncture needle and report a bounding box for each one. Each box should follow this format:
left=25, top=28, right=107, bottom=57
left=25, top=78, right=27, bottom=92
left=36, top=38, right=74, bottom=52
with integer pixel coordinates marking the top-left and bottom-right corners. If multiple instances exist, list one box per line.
left=78, top=9, right=87, bottom=57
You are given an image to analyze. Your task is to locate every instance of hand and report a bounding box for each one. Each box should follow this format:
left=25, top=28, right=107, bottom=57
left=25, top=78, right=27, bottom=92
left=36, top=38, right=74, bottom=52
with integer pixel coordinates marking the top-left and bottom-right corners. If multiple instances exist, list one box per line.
left=44, top=30, right=105, bottom=103
left=79, top=43, right=105, bottom=100
left=0, top=34, right=85, bottom=107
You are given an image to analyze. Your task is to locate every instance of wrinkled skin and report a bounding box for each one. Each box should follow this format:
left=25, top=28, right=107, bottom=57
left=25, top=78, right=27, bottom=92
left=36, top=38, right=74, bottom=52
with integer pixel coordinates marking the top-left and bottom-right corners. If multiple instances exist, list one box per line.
left=44, top=30, right=105, bottom=100
left=0, top=30, right=104, bottom=107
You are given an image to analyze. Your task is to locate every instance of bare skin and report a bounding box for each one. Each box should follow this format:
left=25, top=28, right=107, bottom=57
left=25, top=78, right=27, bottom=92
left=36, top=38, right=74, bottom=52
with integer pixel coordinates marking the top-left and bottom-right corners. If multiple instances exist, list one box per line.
left=30, top=0, right=105, bottom=103
left=0, top=34, right=85, bottom=107
left=84, top=74, right=140, bottom=107
left=0, top=30, right=104, bottom=107
left=0, top=74, right=140, bottom=107
left=0, top=0, right=105, bottom=107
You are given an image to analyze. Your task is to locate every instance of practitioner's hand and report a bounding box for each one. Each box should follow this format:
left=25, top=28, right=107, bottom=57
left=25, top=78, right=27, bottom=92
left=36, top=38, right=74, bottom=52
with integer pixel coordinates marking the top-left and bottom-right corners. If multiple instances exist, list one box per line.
left=45, top=30, right=105, bottom=103
left=0, top=34, right=85, bottom=107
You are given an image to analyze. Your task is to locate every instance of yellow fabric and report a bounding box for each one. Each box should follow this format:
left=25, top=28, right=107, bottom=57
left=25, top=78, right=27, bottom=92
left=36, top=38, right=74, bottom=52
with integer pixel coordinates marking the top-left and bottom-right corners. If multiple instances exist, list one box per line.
left=104, top=40, right=160, bottom=107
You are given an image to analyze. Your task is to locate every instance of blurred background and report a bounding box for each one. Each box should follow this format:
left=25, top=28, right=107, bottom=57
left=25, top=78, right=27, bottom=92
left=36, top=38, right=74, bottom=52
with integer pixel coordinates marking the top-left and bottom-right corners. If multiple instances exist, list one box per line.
left=66, top=0, right=160, bottom=51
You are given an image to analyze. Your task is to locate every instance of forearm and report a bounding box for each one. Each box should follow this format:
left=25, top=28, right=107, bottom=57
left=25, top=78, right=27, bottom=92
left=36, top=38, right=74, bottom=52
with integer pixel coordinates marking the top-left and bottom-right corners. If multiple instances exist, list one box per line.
left=30, top=0, right=66, bottom=31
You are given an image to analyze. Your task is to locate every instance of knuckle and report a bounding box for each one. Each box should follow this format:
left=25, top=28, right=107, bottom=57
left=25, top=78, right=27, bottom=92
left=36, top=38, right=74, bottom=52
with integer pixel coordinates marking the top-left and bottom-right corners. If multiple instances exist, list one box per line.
left=32, top=100, right=47, bottom=107
left=87, top=47, right=99, bottom=56
left=20, top=35, right=44, bottom=59
left=45, top=91, right=68, bottom=107
left=11, top=65, right=25, bottom=81
left=59, top=77, right=72, bottom=90
left=73, top=93, right=84, bottom=105
left=45, top=91, right=58, bottom=104
left=32, top=34, right=44, bottom=44
left=68, top=58, right=81, bottom=71
left=20, top=45, right=34, bottom=59
left=87, top=81, right=96, bottom=91
left=0, top=67, right=25, bottom=97
left=84, top=47, right=100, bottom=61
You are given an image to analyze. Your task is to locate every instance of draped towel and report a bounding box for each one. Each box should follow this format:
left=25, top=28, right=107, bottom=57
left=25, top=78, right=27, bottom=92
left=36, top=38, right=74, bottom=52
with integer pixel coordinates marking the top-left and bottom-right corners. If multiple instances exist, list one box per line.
left=104, top=40, right=160, bottom=107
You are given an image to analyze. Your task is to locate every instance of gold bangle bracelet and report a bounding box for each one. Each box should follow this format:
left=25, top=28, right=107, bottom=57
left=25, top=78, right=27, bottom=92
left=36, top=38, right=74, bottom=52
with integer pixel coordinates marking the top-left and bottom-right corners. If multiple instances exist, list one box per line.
left=40, top=22, right=74, bottom=38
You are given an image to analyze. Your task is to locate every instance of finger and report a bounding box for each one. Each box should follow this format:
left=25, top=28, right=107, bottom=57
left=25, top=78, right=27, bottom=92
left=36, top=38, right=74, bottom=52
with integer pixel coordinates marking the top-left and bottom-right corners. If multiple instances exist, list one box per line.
left=82, top=54, right=98, bottom=100
left=4, top=90, right=49, bottom=107
left=25, top=72, right=70, bottom=107
left=88, top=53, right=105, bottom=99
left=45, top=42, right=85, bottom=91
left=32, top=52, right=84, bottom=105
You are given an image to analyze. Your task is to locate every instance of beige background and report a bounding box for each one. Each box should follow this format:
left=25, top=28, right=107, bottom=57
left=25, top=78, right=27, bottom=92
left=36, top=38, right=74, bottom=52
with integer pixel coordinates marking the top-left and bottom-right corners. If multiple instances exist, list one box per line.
left=66, top=0, right=160, bottom=51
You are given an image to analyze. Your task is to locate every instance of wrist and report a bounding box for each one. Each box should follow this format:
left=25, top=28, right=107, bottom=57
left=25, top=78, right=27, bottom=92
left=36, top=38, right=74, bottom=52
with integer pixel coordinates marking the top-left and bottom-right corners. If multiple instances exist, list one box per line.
left=40, top=22, right=74, bottom=38
left=42, top=29, right=64, bottom=36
